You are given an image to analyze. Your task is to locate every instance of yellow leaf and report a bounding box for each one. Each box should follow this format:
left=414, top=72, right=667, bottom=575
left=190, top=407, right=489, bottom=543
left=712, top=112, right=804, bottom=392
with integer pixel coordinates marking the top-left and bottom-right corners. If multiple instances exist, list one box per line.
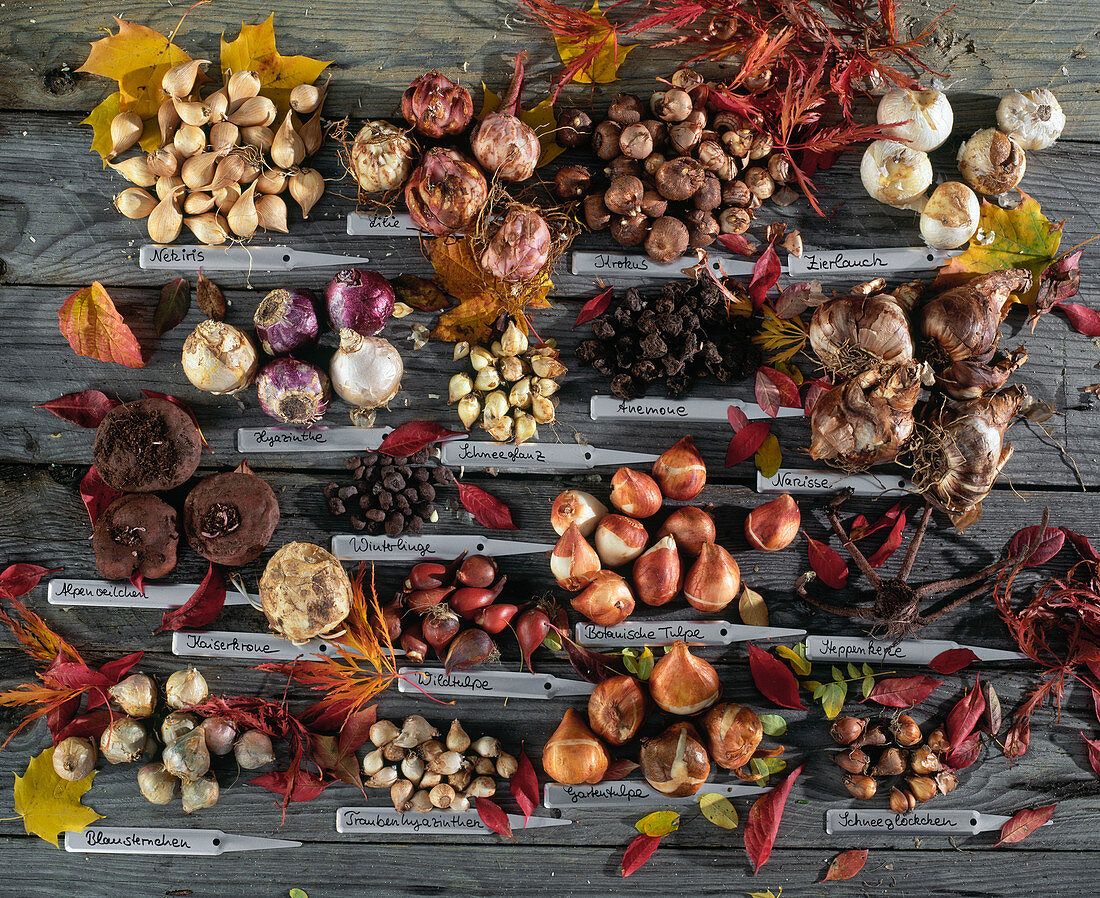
left=480, top=85, right=564, bottom=169
left=776, top=644, right=811, bottom=677
left=935, top=193, right=1063, bottom=304
left=81, top=92, right=162, bottom=164
left=14, top=747, right=103, bottom=847
left=76, top=17, right=192, bottom=121
left=738, top=585, right=769, bottom=627
left=754, top=433, right=782, bottom=478
left=821, top=681, right=847, bottom=719
left=635, top=810, right=680, bottom=837
left=748, top=890, right=781, bottom=898
left=554, top=0, right=636, bottom=85
left=221, top=15, right=331, bottom=119
left=698, top=793, right=739, bottom=829
left=58, top=281, right=146, bottom=368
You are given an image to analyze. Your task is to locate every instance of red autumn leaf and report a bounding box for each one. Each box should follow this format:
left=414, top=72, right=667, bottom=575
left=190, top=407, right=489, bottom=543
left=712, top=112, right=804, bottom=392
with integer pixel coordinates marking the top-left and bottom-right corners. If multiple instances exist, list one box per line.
left=621, top=833, right=662, bottom=877
left=1064, top=528, right=1100, bottom=563
left=1092, top=687, right=1100, bottom=728
left=47, top=696, right=81, bottom=741
left=0, top=564, right=62, bottom=600
left=1082, top=732, right=1100, bottom=777
left=1003, top=717, right=1031, bottom=760
left=474, top=796, right=514, bottom=840
left=755, top=366, right=801, bottom=414
left=337, top=704, right=378, bottom=757
left=745, top=763, right=804, bottom=874
left=58, top=282, right=145, bottom=368
left=866, top=509, right=907, bottom=568
left=510, top=746, right=540, bottom=828
left=377, top=421, right=467, bottom=457
left=747, top=643, right=805, bottom=710
left=98, top=651, right=144, bottom=686
left=820, top=848, right=869, bottom=882
left=140, top=390, right=211, bottom=453
left=574, top=286, right=614, bottom=329
left=801, top=377, right=832, bottom=417
left=154, top=563, right=226, bottom=634
left=46, top=661, right=109, bottom=692
left=1057, top=302, right=1100, bottom=336
left=716, top=233, right=757, bottom=256
left=866, top=675, right=942, bottom=708
left=455, top=481, right=517, bottom=530
left=945, top=732, right=982, bottom=770
left=35, top=389, right=120, bottom=428
left=748, top=240, right=781, bottom=309
left=1006, top=525, right=1066, bottom=566
left=727, top=405, right=749, bottom=431
left=600, top=758, right=640, bottom=782
left=755, top=370, right=781, bottom=418
left=946, top=674, right=987, bottom=747
left=53, top=709, right=112, bottom=745
left=993, top=805, right=1056, bottom=847
left=251, top=767, right=328, bottom=803
left=805, top=534, right=849, bottom=589
left=79, top=465, right=121, bottom=527
left=928, top=648, right=980, bottom=675
left=129, top=570, right=146, bottom=596
left=726, top=421, right=771, bottom=467
left=850, top=502, right=902, bottom=542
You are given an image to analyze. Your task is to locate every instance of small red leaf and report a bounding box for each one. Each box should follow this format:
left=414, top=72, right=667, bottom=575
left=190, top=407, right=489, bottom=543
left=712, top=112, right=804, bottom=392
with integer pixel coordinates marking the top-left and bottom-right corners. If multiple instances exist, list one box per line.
left=621, top=833, right=662, bottom=877
left=928, top=648, right=980, bottom=675
left=744, top=763, right=804, bottom=874
left=726, top=421, right=771, bottom=467
left=716, top=233, right=757, bottom=256
left=251, top=768, right=328, bottom=802
left=600, top=758, right=640, bottom=781
left=35, top=390, right=120, bottom=428
left=98, top=651, right=143, bottom=686
left=337, top=704, right=378, bottom=757
left=805, top=535, right=849, bottom=589
left=509, top=746, right=540, bottom=828
left=1082, top=732, right=1100, bottom=777
left=129, top=570, right=146, bottom=596
left=1006, top=525, right=1066, bottom=566
left=727, top=405, right=749, bottom=431
left=0, top=564, right=62, bottom=600
left=993, top=805, right=1056, bottom=846
left=1003, top=717, right=1031, bottom=760
left=574, top=286, right=614, bottom=329
left=455, top=481, right=517, bottom=530
left=79, top=465, right=122, bottom=526
left=155, top=563, right=226, bottom=634
left=748, top=241, right=781, bottom=309
left=756, top=366, right=801, bottom=412
left=755, top=369, right=781, bottom=418
left=1064, top=528, right=1100, bottom=563
left=52, top=709, right=112, bottom=745
left=1057, top=302, right=1100, bottom=336
left=946, top=674, right=986, bottom=747
left=376, top=421, right=466, bottom=457
left=474, top=796, right=514, bottom=840
left=944, top=732, right=982, bottom=770
left=801, top=377, right=832, bottom=417
left=866, top=509, right=907, bottom=568
left=46, top=661, right=109, bottom=691
left=866, top=675, right=942, bottom=708
left=747, top=643, right=805, bottom=710
left=820, top=848, right=869, bottom=882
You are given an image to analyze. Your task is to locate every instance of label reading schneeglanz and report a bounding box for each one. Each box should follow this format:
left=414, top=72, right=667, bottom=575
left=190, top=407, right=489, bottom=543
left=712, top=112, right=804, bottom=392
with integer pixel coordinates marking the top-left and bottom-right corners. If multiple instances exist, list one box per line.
left=831, top=810, right=963, bottom=832
left=800, top=251, right=887, bottom=272
left=455, top=442, right=549, bottom=465
left=82, top=830, right=193, bottom=849
left=339, top=809, right=486, bottom=833
left=812, top=636, right=906, bottom=662
left=145, top=247, right=206, bottom=265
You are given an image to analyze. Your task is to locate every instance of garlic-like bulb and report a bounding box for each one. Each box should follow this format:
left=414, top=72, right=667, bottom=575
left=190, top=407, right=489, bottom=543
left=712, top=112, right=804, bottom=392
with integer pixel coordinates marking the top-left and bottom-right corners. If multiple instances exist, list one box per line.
left=182, top=320, right=259, bottom=394
left=877, top=88, right=953, bottom=152
left=919, top=181, right=980, bottom=249
left=957, top=128, right=1026, bottom=195
left=329, top=329, right=404, bottom=409
left=860, top=139, right=932, bottom=208
left=997, top=89, right=1065, bottom=151
left=351, top=121, right=416, bottom=193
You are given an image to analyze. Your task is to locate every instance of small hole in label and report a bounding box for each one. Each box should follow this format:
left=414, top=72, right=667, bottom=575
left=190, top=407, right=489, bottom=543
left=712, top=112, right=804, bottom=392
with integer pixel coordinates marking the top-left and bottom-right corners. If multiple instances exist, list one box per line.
left=584, top=451, right=592, bottom=460
left=926, top=252, right=935, bottom=262
left=970, top=816, right=978, bottom=827
left=477, top=543, right=485, bottom=551
left=720, top=628, right=728, bottom=637
left=544, top=682, right=552, bottom=690
left=319, top=644, right=328, bottom=653
left=712, top=260, right=721, bottom=269
left=283, top=253, right=292, bottom=263
left=213, top=838, right=221, bottom=846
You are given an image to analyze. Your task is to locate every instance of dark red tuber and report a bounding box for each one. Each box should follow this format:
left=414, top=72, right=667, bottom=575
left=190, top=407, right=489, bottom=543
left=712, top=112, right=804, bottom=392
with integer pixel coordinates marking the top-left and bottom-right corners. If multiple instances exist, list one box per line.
left=93, top=398, right=202, bottom=492
left=183, top=467, right=280, bottom=566
left=93, top=493, right=179, bottom=581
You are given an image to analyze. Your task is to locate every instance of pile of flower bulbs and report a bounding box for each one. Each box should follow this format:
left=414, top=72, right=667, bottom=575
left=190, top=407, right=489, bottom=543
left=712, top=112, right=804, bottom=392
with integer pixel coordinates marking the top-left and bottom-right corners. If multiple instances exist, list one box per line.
left=448, top=318, right=565, bottom=444
left=362, top=715, right=516, bottom=813
left=108, top=59, right=327, bottom=244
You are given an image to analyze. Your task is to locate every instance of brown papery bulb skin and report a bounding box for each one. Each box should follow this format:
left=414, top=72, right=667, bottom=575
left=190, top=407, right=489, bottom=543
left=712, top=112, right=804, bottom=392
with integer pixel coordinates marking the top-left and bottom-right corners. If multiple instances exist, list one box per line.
left=632, top=535, right=682, bottom=606
left=648, top=640, right=720, bottom=715
left=652, top=436, right=707, bottom=500
left=702, top=703, right=763, bottom=770
left=610, top=468, right=663, bottom=518
left=470, top=52, right=540, bottom=182
left=657, top=506, right=716, bottom=557
left=809, top=291, right=915, bottom=377
left=404, top=148, right=487, bottom=237
left=550, top=489, right=608, bottom=538
left=593, top=514, right=649, bottom=567
left=571, top=570, right=636, bottom=626
left=640, top=722, right=711, bottom=797
left=683, top=541, right=740, bottom=613
left=402, top=71, right=473, bottom=138
left=588, top=675, right=648, bottom=746
left=921, top=268, right=1032, bottom=365
left=479, top=207, right=551, bottom=282
left=541, top=708, right=610, bottom=785
left=743, top=494, right=800, bottom=552
left=550, top=523, right=601, bottom=591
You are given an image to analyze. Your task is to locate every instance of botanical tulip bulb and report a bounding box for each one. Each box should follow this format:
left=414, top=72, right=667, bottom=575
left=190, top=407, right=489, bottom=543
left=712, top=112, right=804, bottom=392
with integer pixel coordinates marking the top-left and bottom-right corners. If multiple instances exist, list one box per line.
left=640, top=722, right=711, bottom=797
left=570, top=570, right=635, bottom=627
left=541, top=708, right=609, bottom=785
left=648, top=640, right=720, bottom=715
left=702, top=703, right=762, bottom=770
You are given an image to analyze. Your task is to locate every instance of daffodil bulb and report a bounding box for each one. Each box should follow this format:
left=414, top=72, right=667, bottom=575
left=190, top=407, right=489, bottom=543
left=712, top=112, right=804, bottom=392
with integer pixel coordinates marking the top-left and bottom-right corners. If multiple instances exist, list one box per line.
left=919, top=181, right=980, bottom=249
left=861, top=139, right=932, bottom=208
left=877, top=88, right=953, bottom=152
left=996, top=89, right=1065, bottom=151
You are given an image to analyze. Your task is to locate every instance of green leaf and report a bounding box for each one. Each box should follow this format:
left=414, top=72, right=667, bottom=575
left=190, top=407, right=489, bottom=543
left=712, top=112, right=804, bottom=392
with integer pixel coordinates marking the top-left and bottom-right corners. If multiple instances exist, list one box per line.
left=803, top=679, right=823, bottom=692
left=847, top=663, right=860, bottom=679
left=290, top=891, right=309, bottom=898
left=821, top=681, right=847, bottom=719
left=635, top=646, right=655, bottom=681
left=698, top=793, right=739, bottom=829
left=862, top=675, right=875, bottom=699
left=635, top=810, right=680, bottom=837
left=831, top=665, right=845, bottom=683
left=776, top=644, right=811, bottom=677
left=812, top=683, right=827, bottom=700
left=542, top=629, right=562, bottom=652
left=759, top=714, right=787, bottom=737
left=749, top=757, right=770, bottom=784
left=862, top=663, right=874, bottom=677
left=154, top=277, right=190, bottom=337
left=621, top=647, right=639, bottom=676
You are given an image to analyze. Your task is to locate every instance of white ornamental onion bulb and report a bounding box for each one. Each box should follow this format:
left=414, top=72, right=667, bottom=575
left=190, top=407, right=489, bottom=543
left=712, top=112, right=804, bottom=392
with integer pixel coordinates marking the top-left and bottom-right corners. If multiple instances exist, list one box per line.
left=920, top=181, right=980, bottom=249
left=330, top=329, right=404, bottom=409
left=996, top=89, right=1065, bottom=150
left=351, top=121, right=416, bottom=193
left=860, top=139, right=932, bottom=208
left=877, top=88, right=953, bottom=152
left=182, top=320, right=259, bottom=394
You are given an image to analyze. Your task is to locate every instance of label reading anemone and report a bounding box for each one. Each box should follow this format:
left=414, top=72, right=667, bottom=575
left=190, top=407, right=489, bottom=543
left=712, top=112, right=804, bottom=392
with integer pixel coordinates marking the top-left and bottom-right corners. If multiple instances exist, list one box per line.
left=589, top=396, right=797, bottom=423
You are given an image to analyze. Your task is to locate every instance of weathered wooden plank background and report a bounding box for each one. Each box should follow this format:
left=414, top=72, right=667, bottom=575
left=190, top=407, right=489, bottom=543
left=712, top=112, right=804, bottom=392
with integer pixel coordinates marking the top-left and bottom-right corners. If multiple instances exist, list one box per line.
left=0, top=0, right=1099, bottom=895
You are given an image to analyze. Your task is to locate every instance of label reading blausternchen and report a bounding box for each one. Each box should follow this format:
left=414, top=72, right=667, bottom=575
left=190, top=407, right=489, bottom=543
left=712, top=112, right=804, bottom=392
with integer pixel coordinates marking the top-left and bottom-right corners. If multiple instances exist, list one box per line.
left=82, top=830, right=194, bottom=849
left=338, top=808, right=488, bottom=834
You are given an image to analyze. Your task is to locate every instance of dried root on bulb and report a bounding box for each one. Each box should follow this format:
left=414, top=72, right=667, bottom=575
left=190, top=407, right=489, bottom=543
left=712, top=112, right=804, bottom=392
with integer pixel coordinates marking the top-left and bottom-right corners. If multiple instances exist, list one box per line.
left=809, top=283, right=920, bottom=377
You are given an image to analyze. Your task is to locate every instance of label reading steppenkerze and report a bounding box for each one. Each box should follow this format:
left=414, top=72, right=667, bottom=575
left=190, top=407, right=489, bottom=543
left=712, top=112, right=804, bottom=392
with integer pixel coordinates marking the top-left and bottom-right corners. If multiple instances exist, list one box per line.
left=336, top=808, right=492, bottom=835
left=808, top=635, right=911, bottom=663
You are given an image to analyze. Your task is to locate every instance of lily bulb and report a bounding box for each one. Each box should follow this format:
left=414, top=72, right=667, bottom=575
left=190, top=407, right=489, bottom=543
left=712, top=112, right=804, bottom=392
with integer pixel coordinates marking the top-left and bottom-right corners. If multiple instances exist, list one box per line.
left=919, top=181, right=980, bottom=249
left=860, top=139, right=932, bottom=208
left=877, top=88, right=953, bottom=152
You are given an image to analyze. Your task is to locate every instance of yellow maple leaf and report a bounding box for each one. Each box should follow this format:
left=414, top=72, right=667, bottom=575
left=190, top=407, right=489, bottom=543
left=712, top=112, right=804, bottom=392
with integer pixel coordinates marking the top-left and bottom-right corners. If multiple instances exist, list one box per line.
left=81, top=92, right=161, bottom=162
left=14, top=747, right=103, bottom=847
left=480, top=85, right=564, bottom=168
left=554, top=0, right=636, bottom=86
left=935, top=193, right=1063, bottom=304
left=221, top=15, right=331, bottom=118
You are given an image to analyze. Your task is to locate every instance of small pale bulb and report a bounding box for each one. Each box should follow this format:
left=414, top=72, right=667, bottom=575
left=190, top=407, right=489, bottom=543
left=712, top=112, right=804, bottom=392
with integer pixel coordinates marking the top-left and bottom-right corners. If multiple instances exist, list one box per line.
left=957, top=128, right=1026, bottom=195
left=997, top=88, right=1065, bottom=151
left=877, top=88, right=953, bottom=152
left=919, top=181, right=980, bottom=249
left=860, top=139, right=932, bottom=208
